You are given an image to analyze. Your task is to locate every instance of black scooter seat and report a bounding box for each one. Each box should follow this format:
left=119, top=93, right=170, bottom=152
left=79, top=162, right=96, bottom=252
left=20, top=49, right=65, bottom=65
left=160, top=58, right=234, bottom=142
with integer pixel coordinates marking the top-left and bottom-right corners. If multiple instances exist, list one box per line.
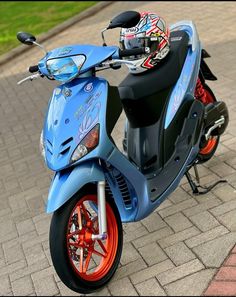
left=118, top=30, right=189, bottom=101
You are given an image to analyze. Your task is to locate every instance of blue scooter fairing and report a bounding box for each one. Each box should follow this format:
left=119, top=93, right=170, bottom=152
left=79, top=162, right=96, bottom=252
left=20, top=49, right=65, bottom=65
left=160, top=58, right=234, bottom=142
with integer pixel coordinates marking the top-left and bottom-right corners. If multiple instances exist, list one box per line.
left=46, top=161, right=105, bottom=213
left=43, top=21, right=205, bottom=223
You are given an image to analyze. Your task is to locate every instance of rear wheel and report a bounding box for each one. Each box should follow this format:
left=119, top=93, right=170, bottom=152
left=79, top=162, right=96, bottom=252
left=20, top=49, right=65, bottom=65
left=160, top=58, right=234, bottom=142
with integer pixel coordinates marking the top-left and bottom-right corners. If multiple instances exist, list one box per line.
left=49, top=185, right=123, bottom=294
left=196, top=82, right=220, bottom=163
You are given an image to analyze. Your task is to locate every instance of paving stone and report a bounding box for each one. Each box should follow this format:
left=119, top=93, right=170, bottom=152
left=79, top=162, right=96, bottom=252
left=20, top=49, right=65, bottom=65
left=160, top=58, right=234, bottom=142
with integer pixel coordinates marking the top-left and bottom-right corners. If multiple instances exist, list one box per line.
left=193, top=232, right=236, bottom=268
left=157, top=259, right=204, bottom=286
left=123, top=224, right=149, bottom=243
left=11, top=275, right=34, bottom=296
left=26, top=195, right=45, bottom=216
left=2, top=240, right=24, bottom=265
left=210, top=199, right=236, bottom=217
left=185, top=225, right=229, bottom=248
left=213, top=183, right=236, bottom=202
left=158, top=226, right=200, bottom=248
left=210, top=162, right=235, bottom=178
left=164, top=212, right=193, bottom=232
left=138, top=242, right=168, bottom=266
left=215, top=266, right=236, bottom=281
left=9, top=258, right=49, bottom=282
left=31, top=266, right=56, bottom=282
left=0, top=259, right=26, bottom=278
left=164, top=269, right=216, bottom=296
left=224, top=254, right=236, bottom=266
left=33, top=215, right=51, bottom=235
left=189, top=211, right=220, bottom=232
left=141, top=212, right=168, bottom=232
left=231, top=245, right=236, bottom=254
left=168, top=187, right=191, bottom=204
left=158, top=199, right=198, bottom=218
left=22, top=232, right=48, bottom=250
left=183, top=197, right=222, bottom=217
left=113, top=258, right=147, bottom=282
left=11, top=208, right=32, bottom=224
left=33, top=274, right=59, bottom=296
left=156, top=199, right=173, bottom=211
left=130, top=259, right=174, bottom=285
left=0, top=244, right=5, bottom=268
left=0, top=218, right=18, bottom=244
left=164, top=242, right=196, bottom=266
left=132, top=227, right=173, bottom=249
left=108, top=277, right=138, bottom=296
left=135, top=278, right=166, bottom=296
left=218, top=209, right=236, bottom=231
left=204, top=281, right=236, bottom=296
left=16, top=218, right=35, bottom=236
left=23, top=243, right=47, bottom=266
left=120, top=242, right=140, bottom=266
left=0, top=275, right=11, bottom=295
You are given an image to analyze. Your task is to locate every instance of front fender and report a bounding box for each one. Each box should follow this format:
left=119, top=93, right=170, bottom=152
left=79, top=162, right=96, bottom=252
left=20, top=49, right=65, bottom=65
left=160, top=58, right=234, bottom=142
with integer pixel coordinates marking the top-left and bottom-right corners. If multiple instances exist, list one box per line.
left=46, top=161, right=105, bottom=213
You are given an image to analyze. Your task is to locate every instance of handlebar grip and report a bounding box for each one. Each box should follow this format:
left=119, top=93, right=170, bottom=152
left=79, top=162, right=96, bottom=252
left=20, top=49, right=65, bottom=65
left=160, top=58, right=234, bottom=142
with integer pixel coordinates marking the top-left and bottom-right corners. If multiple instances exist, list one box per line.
left=29, top=65, right=39, bottom=73
left=119, top=47, right=147, bottom=58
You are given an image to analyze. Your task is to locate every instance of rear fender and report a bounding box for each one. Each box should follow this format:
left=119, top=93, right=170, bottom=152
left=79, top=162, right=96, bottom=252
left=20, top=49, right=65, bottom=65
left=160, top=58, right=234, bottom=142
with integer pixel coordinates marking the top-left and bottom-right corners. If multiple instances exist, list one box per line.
left=46, top=161, right=105, bottom=213
left=201, top=49, right=217, bottom=81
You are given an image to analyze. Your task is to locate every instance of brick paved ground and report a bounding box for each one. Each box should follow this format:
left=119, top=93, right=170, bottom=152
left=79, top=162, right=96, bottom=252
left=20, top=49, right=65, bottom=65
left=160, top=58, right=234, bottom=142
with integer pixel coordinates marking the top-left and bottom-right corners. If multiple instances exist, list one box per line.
left=0, top=1, right=236, bottom=296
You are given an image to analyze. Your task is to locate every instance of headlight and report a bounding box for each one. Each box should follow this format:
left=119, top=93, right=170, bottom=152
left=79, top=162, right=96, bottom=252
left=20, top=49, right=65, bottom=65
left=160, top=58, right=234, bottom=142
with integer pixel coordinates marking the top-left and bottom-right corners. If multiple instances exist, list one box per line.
left=46, top=55, right=86, bottom=83
left=71, top=124, right=99, bottom=163
left=39, top=130, right=45, bottom=159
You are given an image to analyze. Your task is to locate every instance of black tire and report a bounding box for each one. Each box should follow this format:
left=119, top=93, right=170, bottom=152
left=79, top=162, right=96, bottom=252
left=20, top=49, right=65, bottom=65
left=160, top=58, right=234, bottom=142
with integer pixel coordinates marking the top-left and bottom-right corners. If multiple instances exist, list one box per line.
left=49, top=184, right=123, bottom=294
left=197, top=83, right=220, bottom=164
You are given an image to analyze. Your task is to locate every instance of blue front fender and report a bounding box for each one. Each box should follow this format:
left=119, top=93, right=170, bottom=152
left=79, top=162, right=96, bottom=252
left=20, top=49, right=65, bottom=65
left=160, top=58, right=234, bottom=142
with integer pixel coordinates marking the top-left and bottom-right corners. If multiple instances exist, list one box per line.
left=46, top=161, right=105, bottom=213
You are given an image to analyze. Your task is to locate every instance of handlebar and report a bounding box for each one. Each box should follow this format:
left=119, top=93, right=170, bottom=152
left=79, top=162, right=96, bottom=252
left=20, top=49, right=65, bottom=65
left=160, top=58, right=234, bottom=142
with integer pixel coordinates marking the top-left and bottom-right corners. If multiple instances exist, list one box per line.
left=29, top=65, right=39, bottom=73
left=119, top=47, right=148, bottom=58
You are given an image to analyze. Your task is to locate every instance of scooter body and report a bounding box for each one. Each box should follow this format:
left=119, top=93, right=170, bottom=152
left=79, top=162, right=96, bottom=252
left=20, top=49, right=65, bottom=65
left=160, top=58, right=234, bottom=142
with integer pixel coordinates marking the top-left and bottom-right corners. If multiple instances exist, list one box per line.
left=44, top=21, right=203, bottom=222
left=17, top=12, right=229, bottom=294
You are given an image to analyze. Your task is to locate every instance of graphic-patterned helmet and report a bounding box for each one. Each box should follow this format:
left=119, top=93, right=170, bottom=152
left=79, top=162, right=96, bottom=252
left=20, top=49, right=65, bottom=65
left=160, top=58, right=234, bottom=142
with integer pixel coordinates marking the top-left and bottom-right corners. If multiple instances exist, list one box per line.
left=119, top=11, right=170, bottom=74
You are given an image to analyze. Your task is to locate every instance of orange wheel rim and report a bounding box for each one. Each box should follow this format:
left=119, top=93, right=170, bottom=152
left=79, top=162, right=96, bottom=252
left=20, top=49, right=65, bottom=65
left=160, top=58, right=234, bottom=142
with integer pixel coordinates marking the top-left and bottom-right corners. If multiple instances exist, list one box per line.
left=66, top=195, right=118, bottom=281
left=198, top=85, right=219, bottom=155
left=200, top=137, right=217, bottom=155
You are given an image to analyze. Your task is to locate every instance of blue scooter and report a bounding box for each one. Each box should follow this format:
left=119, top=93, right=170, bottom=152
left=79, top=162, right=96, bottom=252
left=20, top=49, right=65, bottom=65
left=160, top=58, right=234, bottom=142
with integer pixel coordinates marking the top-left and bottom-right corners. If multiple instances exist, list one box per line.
left=17, top=11, right=228, bottom=294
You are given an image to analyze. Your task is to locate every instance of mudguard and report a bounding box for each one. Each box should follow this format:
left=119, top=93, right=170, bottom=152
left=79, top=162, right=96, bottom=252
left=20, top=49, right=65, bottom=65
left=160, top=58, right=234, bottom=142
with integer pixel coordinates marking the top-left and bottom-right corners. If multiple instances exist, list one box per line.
left=46, top=161, right=105, bottom=213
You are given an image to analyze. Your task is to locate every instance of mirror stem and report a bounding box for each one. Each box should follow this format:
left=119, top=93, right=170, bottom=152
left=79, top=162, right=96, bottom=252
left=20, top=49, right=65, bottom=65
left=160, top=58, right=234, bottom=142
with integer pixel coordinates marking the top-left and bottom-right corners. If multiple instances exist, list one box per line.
left=32, top=41, right=47, bottom=54
left=101, top=28, right=107, bottom=46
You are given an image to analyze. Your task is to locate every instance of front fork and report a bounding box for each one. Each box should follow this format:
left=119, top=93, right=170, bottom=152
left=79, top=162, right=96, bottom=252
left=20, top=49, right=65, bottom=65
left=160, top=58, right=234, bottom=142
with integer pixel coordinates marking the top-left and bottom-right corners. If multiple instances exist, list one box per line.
left=92, top=181, right=108, bottom=241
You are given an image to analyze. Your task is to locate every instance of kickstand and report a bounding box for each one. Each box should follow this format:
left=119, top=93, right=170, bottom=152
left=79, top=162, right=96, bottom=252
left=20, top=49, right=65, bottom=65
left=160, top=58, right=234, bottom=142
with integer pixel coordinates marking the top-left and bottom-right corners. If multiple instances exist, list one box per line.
left=185, top=165, right=227, bottom=195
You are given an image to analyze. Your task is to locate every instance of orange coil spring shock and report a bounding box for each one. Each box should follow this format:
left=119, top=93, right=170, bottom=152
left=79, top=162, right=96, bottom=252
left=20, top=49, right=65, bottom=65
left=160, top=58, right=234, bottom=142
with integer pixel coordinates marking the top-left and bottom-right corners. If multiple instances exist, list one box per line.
left=194, top=78, right=207, bottom=104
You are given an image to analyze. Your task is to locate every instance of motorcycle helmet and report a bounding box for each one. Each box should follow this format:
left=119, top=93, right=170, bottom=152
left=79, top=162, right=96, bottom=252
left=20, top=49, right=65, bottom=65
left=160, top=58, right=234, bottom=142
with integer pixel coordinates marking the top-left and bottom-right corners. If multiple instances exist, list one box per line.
left=119, top=11, right=170, bottom=74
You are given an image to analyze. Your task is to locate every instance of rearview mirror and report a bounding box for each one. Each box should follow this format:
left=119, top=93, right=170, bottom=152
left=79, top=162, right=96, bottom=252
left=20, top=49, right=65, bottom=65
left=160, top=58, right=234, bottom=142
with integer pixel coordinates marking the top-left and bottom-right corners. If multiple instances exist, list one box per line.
left=107, top=11, right=140, bottom=29
left=17, top=32, right=36, bottom=45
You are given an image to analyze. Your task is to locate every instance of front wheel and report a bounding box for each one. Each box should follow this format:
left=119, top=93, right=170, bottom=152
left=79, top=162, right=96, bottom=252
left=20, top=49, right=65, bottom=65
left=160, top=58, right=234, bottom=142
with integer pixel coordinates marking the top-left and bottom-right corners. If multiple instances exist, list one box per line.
left=49, top=185, right=123, bottom=294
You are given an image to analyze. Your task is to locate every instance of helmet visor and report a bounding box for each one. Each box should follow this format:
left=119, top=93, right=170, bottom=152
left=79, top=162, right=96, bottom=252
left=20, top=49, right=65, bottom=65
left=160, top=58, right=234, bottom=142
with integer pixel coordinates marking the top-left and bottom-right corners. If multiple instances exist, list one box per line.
left=120, top=34, right=160, bottom=52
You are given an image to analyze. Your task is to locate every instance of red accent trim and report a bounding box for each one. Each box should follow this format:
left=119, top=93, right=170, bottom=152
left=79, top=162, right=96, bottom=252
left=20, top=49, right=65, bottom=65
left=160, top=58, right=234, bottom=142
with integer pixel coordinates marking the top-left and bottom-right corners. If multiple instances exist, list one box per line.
left=195, top=78, right=208, bottom=104
left=195, top=78, right=218, bottom=155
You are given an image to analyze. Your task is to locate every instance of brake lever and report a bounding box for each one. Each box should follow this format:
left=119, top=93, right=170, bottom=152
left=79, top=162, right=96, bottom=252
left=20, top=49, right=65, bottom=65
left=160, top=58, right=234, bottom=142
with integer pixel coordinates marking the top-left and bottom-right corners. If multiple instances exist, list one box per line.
left=17, top=73, right=42, bottom=85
